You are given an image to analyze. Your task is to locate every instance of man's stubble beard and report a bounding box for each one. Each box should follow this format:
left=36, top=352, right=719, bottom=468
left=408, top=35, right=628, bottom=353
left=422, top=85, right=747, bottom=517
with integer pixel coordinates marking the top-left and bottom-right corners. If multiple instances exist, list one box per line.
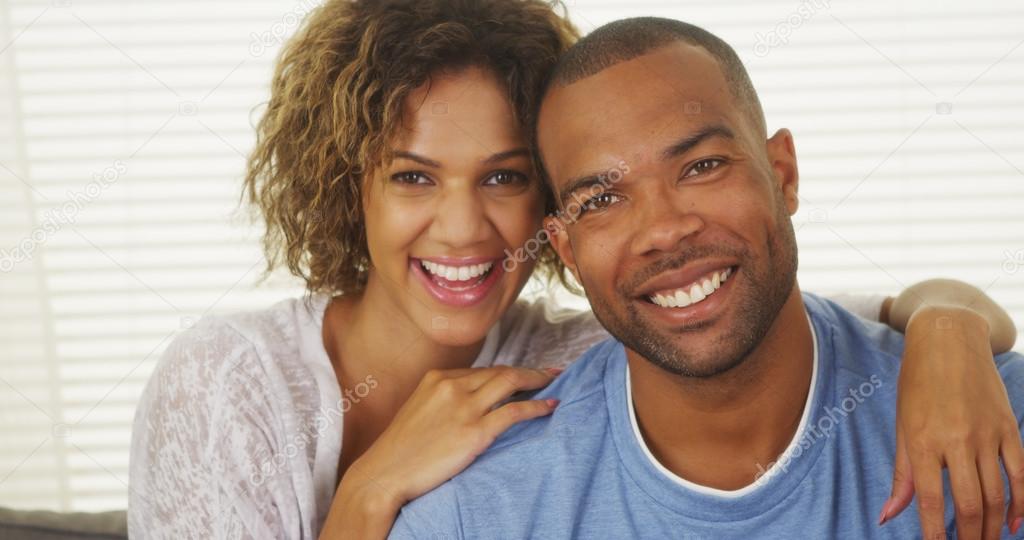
left=584, top=205, right=798, bottom=379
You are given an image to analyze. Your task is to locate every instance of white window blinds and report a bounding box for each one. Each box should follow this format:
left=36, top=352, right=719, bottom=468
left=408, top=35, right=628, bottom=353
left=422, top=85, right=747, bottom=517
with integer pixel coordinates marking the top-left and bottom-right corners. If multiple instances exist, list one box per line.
left=1, top=0, right=1022, bottom=512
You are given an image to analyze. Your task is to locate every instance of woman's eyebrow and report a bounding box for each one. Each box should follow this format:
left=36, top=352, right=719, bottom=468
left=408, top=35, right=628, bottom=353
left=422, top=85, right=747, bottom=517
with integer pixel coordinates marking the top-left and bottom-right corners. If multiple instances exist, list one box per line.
left=391, top=148, right=529, bottom=168
left=393, top=150, right=442, bottom=168
left=482, top=148, right=531, bottom=164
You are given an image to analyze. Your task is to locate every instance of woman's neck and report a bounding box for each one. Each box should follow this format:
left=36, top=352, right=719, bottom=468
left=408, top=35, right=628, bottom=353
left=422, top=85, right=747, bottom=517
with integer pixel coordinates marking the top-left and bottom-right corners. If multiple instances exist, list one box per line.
left=323, top=275, right=488, bottom=400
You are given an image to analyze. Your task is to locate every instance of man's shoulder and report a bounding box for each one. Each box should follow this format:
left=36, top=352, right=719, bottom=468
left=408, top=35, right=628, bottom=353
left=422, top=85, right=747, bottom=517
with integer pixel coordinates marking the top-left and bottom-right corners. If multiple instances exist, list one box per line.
left=804, top=292, right=1024, bottom=411
left=803, top=292, right=905, bottom=368
left=389, top=339, right=623, bottom=538
left=995, top=349, right=1024, bottom=416
left=488, top=337, right=619, bottom=451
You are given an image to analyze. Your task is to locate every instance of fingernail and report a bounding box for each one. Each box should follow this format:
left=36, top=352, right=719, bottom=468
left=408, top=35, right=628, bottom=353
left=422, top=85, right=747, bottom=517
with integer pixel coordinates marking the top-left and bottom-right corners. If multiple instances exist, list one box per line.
left=1011, top=516, right=1022, bottom=535
left=545, top=399, right=560, bottom=409
left=877, top=499, right=892, bottom=526
left=543, top=367, right=564, bottom=376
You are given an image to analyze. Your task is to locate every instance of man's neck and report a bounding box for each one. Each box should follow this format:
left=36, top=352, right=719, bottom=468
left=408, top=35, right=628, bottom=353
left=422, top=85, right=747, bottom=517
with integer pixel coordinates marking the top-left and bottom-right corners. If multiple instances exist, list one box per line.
left=626, top=286, right=814, bottom=491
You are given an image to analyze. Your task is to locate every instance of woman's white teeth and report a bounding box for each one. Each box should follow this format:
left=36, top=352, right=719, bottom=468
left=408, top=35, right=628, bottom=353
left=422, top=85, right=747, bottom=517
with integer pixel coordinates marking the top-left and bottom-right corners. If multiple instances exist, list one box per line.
left=422, top=260, right=493, bottom=282
left=648, top=268, right=731, bottom=308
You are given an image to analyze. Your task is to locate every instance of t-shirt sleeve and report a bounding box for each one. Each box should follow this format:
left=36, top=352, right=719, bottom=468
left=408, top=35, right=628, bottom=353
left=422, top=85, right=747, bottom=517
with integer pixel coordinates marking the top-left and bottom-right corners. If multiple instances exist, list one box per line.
left=824, top=293, right=888, bottom=322
left=128, top=320, right=302, bottom=539
left=995, top=351, right=1024, bottom=432
left=388, top=482, right=464, bottom=540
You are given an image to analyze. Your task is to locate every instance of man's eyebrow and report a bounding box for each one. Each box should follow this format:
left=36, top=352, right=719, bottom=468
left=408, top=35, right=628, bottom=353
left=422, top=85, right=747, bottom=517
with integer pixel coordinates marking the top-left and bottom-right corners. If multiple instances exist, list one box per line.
left=660, top=124, right=736, bottom=161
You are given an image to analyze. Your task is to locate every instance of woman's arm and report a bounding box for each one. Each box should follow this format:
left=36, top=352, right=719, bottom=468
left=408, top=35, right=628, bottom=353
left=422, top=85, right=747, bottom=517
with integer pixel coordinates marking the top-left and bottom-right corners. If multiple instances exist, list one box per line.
left=882, top=278, right=1017, bottom=352
left=129, top=321, right=299, bottom=539
left=875, top=280, right=1023, bottom=538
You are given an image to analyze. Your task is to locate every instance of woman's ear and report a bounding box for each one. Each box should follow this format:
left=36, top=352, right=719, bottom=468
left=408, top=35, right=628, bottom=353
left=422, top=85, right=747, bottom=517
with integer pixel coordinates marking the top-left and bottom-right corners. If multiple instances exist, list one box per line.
left=544, top=215, right=582, bottom=284
left=766, top=128, right=800, bottom=215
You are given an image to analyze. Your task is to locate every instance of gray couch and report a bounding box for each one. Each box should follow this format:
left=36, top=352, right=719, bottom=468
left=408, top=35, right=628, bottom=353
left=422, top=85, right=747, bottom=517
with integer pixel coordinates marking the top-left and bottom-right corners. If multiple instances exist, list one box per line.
left=0, top=507, right=127, bottom=540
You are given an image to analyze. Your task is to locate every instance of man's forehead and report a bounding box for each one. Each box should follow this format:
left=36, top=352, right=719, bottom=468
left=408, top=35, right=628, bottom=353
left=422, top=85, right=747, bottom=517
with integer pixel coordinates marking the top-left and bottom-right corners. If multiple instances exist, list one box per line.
left=543, top=42, right=729, bottom=116
left=539, top=43, right=737, bottom=183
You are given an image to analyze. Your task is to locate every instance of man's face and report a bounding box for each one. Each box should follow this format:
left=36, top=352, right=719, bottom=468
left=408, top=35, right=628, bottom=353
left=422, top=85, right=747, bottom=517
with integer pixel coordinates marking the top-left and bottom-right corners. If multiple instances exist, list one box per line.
left=538, top=42, right=802, bottom=377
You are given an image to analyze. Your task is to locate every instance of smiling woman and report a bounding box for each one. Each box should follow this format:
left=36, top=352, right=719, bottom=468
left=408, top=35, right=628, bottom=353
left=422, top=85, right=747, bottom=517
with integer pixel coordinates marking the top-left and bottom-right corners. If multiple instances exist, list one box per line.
left=362, top=66, right=544, bottom=338
left=119, top=2, right=1024, bottom=540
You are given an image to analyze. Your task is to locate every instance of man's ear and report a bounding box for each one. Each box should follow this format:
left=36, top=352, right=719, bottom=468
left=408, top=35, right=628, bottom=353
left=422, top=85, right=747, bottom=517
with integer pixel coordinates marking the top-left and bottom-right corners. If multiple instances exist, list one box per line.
left=765, top=128, right=800, bottom=215
left=543, top=215, right=582, bottom=284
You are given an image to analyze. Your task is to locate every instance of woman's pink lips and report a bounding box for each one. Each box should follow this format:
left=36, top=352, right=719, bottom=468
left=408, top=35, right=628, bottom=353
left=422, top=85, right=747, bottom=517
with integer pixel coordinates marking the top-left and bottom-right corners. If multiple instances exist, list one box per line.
left=410, top=258, right=504, bottom=308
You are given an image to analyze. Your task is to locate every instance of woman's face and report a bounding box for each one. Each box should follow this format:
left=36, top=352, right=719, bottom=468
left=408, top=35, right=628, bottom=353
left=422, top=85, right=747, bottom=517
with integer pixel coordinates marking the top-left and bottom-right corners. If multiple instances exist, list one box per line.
left=362, top=66, right=544, bottom=346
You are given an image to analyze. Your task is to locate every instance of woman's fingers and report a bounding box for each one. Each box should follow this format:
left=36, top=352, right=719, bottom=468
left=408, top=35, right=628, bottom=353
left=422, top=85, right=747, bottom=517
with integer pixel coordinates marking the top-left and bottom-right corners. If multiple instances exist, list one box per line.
left=976, top=450, right=1006, bottom=540
left=910, top=450, right=949, bottom=540
left=881, top=428, right=916, bottom=524
left=479, top=399, right=559, bottom=442
left=948, top=450, right=983, bottom=540
left=1002, top=432, right=1024, bottom=534
left=471, top=366, right=561, bottom=411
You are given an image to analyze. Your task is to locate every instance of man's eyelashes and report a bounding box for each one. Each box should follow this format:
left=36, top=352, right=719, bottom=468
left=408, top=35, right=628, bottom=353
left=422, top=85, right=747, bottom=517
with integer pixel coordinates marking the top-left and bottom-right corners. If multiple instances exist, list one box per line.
left=681, top=157, right=725, bottom=178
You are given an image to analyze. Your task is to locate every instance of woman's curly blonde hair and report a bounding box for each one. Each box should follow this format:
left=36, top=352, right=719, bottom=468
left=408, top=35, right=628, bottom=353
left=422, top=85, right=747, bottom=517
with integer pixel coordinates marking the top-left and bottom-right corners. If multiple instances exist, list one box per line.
left=244, top=0, right=579, bottom=296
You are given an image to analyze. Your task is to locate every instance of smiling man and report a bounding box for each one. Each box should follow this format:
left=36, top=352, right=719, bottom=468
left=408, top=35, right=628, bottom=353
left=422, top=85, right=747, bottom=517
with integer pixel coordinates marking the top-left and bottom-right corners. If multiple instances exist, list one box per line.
left=388, top=17, right=1024, bottom=540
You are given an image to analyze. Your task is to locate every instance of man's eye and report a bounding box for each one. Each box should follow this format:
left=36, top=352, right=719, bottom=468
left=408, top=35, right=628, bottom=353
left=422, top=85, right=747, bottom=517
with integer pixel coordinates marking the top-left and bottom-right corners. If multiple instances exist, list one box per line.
left=391, top=171, right=431, bottom=185
left=683, top=158, right=724, bottom=178
left=483, top=170, right=528, bottom=186
left=580, top=192, right=622, bottom=215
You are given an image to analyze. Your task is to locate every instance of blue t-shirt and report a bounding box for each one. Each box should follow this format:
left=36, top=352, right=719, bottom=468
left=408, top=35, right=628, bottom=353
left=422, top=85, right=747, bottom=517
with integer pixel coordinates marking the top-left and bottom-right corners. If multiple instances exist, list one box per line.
left=389, top=294, right=1024, bottom=539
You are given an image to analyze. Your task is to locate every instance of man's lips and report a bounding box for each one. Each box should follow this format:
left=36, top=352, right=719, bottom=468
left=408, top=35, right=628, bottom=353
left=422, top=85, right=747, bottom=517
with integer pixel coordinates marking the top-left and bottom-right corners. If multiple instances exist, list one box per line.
left=632, top=260, right=740, bottom=299
left=645, top=267, right=733, bottom=308
left=632, top=264, right=739, bottom=326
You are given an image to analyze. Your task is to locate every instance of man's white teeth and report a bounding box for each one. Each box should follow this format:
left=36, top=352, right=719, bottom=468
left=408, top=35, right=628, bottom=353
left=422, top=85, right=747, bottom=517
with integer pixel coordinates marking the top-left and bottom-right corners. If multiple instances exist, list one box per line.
left=422, top=260, right=493, bottom=282
left=648, top=268, right=731, bottom=308
left=690, top=283, right=707, bottom=302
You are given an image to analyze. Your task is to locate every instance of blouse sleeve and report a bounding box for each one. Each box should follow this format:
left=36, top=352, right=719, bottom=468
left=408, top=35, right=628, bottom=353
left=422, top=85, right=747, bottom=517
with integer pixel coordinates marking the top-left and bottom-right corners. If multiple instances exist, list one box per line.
left=128, top=319, right=304, bottom=539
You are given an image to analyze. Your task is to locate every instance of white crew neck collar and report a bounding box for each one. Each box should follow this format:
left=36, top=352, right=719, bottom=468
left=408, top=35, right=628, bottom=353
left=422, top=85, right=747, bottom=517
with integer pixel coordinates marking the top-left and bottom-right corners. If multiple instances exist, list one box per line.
left=625, top=311, right=819, bottom=498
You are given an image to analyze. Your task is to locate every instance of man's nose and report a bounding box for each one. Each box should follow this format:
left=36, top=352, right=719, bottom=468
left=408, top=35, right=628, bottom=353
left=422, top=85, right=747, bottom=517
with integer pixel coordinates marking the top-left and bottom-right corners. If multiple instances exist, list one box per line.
left=629, top=190, right=704, bottom=257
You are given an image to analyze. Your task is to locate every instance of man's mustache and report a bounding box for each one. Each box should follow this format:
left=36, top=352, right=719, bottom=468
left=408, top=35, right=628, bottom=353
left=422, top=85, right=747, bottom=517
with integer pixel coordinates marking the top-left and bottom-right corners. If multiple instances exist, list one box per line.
left=620, top=243, right=748, bottom=297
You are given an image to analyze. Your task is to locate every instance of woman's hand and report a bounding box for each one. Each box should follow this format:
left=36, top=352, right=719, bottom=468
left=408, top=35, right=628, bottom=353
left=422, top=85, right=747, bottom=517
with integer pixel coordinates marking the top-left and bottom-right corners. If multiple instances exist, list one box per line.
left=321, top=366, right=561, bottom=539
left=881, top=306, right=1024, bottom=540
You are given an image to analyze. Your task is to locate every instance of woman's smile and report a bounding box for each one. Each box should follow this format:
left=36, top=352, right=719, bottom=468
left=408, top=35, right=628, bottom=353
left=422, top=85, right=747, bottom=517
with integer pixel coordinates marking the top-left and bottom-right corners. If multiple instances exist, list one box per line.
left=410, top=256, right=507, bottom=307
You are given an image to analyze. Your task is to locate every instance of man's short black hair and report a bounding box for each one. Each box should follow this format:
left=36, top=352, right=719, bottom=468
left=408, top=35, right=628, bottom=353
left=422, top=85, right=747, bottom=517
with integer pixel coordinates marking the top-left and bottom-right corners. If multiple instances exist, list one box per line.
left=533, top=17, right=766, bottom=194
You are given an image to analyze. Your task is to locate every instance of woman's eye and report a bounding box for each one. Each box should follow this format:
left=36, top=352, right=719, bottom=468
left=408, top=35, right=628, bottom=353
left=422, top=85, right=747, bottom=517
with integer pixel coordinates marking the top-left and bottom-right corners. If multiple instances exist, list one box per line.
left=580, top=192, right=622, bottom=215
left=483, top=170, right=528, bottom=186
left=390, top=171, right=431, bottom=185
left=683, top=158, right=724, bottom=178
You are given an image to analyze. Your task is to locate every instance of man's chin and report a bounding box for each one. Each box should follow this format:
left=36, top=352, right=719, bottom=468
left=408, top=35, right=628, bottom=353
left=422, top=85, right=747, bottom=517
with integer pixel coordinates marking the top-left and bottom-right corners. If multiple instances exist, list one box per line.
left=639, top=329, right=751, bottom=378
